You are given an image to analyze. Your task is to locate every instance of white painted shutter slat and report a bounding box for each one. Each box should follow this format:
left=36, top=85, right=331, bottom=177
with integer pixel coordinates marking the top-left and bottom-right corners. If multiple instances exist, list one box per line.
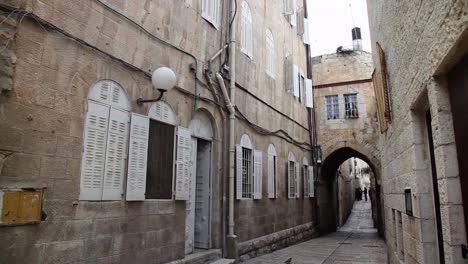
left=289, top=0, right=297, bottom=27
left=126, top=113, right=149, bottom=201
left=287, top=161, right=292, bottom=199
left=308, top=166, right=315, bottom=197
left=253, top=150, right=262, bottom=199
left=102, top=107, right=130, bottom=200
left=236, top=145, right=243, bottom=200
left=303, top=18, right=310, bottom=44
left=304, top=165, right=309, bottom=198
left=80, top=101, right=110, bottom=201
left=305, top=79, right=313, bottom=108
left=283, top=0, right=293, bottom=15
left=274, top=156, right=278, bottom=198
left=293, top=65, right=300, bottom=97
left=175, top=126, right=192, bottom=200
left=295, top=163, right=299, bottom=198
left=267, top=154, right=275, bottom=198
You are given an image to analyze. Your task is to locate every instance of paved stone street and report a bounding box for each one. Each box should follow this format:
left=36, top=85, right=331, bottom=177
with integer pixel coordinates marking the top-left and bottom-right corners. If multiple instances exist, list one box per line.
left=243, top=201, right=387, bottom=263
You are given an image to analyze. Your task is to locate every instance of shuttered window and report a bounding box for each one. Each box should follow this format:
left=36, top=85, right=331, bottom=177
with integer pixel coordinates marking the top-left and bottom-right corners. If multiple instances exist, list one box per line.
left=174, top=126, right=192, bottom=200
left=253, top=150, right=263, bottom=199
left=266, top=29, right=275, bottom=78
left=201, top=0, right=220, bottom=29
left=293, top=65, right=299, bottom=97
left=267, top=144, right=277, bottom=199
left=146, top=120, right=175, bottom=199
left=80, top=81, right=130, bottom=201
left=308, top=166, right=314, bottom=197
left=285, top=55, right=294, bottom=94
left=241, top=1, right=253, bottom=58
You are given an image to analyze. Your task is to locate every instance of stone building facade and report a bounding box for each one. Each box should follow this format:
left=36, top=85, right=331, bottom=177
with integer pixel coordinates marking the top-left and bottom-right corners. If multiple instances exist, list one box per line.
left=311, top=51, right=382, bottom=234
left=0, top=0, right=316, bottom=263
left=367, top=0, right=468, bottom=263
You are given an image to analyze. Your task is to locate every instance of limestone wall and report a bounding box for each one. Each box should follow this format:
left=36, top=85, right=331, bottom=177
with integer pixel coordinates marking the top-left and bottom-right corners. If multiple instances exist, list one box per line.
left=367, top=0, right=468, bottom=263
left=0, top=0, right=314, bottom=263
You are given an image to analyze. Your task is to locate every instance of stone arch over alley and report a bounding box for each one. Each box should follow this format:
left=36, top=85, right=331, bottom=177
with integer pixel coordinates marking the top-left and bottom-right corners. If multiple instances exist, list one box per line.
left=316, top=142, right=384, bottom=236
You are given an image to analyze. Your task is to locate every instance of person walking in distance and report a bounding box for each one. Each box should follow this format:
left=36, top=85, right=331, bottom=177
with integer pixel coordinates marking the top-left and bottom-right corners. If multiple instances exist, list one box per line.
left=363, top=187, right=368, bottom=202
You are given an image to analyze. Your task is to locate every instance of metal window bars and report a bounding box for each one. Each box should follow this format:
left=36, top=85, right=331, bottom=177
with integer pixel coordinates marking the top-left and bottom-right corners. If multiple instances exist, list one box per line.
left=242, top=147, right=252, bottom=198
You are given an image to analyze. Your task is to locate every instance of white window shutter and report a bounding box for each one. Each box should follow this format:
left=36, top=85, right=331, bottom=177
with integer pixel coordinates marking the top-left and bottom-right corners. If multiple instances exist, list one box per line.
left=253, top=150, right=262, bottom=199
left=303, top=165, right=309, bottom=198
left=80, top=101, right=110, bottom=201
left=248, top=20, right=253, bottom=58
left=293, top=65, right=299, bottom=97
left=308, top=166, right=315, bottom=197
left=303, top=18, right=310, bottom=44
left=236, top=144, right=243, bottom=200
left=305, top=79, right=313, bottom=108
left=102, top=107, right=130, bottom=200
left=285, top=56, right=294, bottom=94
left=289, top=0, right=297, bottom=27
left=175, top=126, right=192, bottom=200
left=295, top=162, right=299, bottom=198
left=126, top=113, right=149, bottom=201
left=267, top=155, right=275, bottom=198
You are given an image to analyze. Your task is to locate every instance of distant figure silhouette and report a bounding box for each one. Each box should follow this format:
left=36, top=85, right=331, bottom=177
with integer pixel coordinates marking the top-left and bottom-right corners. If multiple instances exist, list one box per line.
left=364, top=187, right=368, bottom=201
left=284, top=257, right=292, bottom=264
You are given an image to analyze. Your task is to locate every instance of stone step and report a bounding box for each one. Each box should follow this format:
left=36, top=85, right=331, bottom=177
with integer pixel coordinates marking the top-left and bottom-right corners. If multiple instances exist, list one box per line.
left=209, top=259, right=235, bottom=264
left=166, top=249, right=222, bottom=264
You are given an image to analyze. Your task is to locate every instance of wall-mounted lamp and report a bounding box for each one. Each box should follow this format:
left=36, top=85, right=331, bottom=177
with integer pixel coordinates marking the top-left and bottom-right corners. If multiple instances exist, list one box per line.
left=137, top=67, right=177, bottom=105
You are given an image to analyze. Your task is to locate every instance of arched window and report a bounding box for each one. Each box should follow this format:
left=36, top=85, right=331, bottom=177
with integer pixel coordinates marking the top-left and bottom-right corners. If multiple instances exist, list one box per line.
left=288, top=151, right=299, bottom=199
left=236, top=134, right=262, bottom=199
left=241, top=1, right=253, bottom=58
left=80, top=80, right=130, bottom=201
left=267, top=144, right=277, bottom=198
left=201, top=0, right=221, bottom=28
left=266, top=29, right=275, bottom=78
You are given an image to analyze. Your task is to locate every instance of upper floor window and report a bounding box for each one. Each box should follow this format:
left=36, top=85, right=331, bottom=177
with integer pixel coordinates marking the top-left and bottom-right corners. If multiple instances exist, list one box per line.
left=266, top=29, right=275, bottom=77
left=201, top=0, right=221, bottom=28
left=344, top=94, right=359, bottom=118
left=80, top=80, right=130, bottom=201
left=241, top=1, right=253, bottom=58
left=326, top=95, right=339, bottom=120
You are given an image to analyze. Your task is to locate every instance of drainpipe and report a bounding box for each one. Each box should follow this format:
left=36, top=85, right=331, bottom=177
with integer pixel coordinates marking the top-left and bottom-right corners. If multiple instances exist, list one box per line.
left=226, top=0, right=238, bottom=259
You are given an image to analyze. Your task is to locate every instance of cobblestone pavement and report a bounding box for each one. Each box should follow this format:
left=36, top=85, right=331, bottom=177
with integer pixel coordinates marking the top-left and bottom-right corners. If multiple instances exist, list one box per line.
left=243, top=201, right=387, bottom=264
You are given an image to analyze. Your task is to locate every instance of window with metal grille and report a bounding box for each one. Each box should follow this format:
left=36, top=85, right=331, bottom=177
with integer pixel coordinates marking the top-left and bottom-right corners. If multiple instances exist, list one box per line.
left=289, top=161, right=296, bottom=198
left=242, top=147, right=253, bottom=198
left=344, top=94, right=359, bottom=118
left=326, top=95, right=339, bottom=119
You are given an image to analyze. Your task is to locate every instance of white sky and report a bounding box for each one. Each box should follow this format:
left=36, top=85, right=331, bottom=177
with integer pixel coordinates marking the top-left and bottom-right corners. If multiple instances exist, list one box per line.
left=307, top=0, right=372, bottom=57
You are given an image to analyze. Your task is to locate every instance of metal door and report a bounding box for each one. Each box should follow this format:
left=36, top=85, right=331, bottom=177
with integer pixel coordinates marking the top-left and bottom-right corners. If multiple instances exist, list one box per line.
left=448, top=54, right=468, bottom=242
left=194, top=139, right=211, bottom=249
left=185, top=138, right=197, bottom=254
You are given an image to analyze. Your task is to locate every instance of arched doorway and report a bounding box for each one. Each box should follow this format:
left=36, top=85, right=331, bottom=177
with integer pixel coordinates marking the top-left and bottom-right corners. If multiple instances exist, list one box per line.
left=316, top=147, right=384, bottom=236
left=185, top=111, right=215, bottom=254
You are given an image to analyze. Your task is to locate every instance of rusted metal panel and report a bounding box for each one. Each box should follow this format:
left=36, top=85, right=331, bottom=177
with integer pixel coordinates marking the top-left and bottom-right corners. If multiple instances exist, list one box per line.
left=0, top=189, right=44, bottom=226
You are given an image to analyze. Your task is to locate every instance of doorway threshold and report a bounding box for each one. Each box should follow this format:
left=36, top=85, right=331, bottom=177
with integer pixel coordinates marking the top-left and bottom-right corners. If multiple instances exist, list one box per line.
left=167, top=249, right=223, bottom=264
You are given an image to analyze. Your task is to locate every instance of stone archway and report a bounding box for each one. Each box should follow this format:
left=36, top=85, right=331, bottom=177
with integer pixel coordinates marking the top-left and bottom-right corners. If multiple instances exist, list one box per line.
left=316, top=143, right=384, bottom=237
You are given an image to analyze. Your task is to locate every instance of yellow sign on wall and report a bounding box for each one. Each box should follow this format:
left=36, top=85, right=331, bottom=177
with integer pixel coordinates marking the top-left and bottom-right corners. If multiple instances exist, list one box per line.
left=0, top=189, right=44, bottom=226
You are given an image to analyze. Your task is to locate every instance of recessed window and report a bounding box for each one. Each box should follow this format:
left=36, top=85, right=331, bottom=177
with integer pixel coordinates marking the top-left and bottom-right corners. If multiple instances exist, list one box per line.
left=241, top=1, right=253, bottom=58
left=241, top=147, right=253, bottom=198
left=146, top=120, right=175, bottom=199
left=266, top=29, right=275, bottom=78
left=344, top=94, right=359, bottom=118
left=326, top=95, right=339, bottom=120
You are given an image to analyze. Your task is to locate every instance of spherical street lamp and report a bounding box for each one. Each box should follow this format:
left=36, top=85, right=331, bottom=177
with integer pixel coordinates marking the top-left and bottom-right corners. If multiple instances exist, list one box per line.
left=137, top=67, right=177, bottom=105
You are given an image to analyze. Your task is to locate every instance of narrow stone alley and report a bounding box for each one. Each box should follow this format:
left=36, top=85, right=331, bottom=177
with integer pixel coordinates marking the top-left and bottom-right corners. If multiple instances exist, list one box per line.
left=244, top=201, right=387, bottom=263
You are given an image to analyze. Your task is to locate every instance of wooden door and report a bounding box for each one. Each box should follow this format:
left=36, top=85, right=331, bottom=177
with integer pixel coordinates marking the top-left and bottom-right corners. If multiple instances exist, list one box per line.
left=448, top=54, right=468, bottom=241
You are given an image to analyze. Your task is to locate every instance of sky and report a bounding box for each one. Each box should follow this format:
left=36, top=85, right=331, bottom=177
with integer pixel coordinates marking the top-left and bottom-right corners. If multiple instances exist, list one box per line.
left=308, top=0, right=372, bottom=57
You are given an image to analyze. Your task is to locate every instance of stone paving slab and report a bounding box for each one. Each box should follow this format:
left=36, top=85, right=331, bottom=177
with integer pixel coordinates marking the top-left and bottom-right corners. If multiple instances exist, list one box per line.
left=243, top=201, right=387, bottom=264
